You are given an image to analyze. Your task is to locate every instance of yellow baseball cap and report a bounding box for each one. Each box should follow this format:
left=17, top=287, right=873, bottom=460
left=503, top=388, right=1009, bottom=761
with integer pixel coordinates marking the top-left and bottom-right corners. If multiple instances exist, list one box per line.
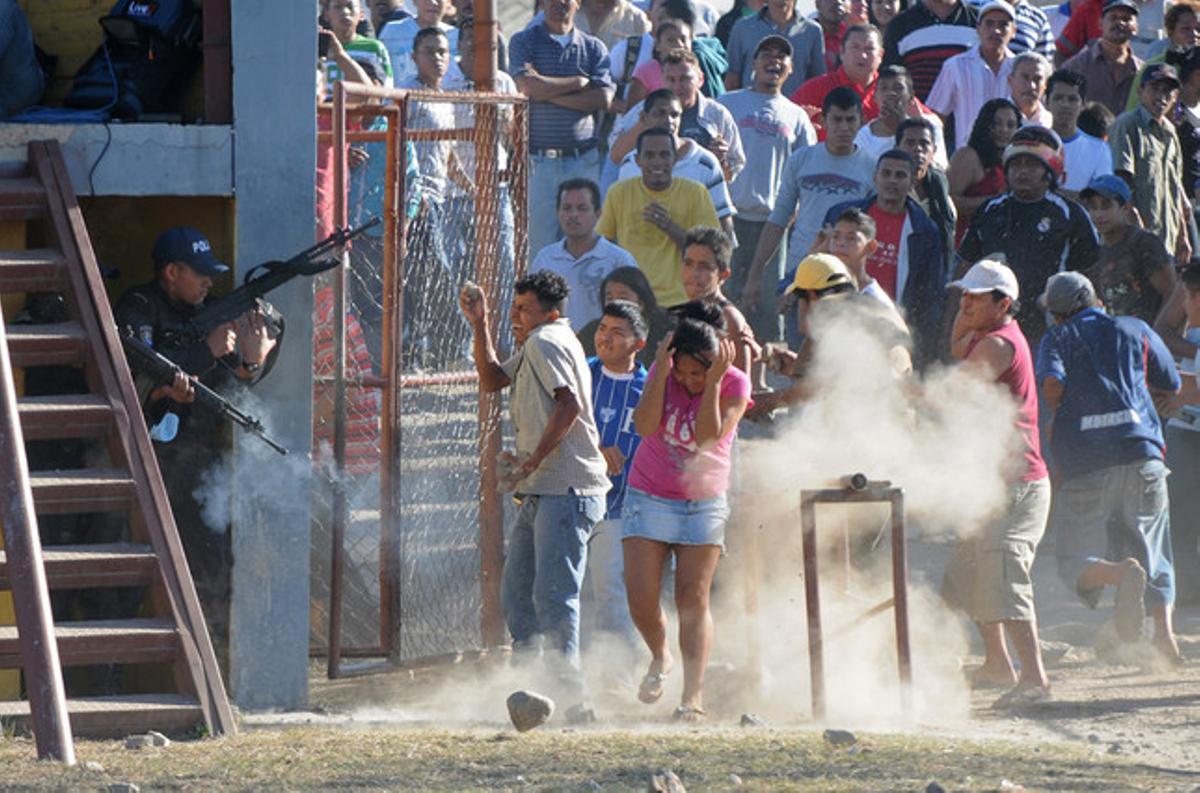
left=785, top=253, right=854, bottom=294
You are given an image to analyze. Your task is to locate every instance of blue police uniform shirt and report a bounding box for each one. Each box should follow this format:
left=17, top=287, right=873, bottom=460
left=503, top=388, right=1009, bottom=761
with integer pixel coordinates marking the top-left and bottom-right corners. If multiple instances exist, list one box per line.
left=1036, top=307, right=1181, bottom=480
left=588, top=357, right=647, bottom=517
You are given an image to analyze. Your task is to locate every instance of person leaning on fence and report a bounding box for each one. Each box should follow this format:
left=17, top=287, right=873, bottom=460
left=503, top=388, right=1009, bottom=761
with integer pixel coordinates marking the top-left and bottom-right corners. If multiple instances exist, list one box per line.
left=459, top=270, right=610, bottom=722
left=623, top=300, right=751, bottom=723
left=321, top=0, right=393, bottom=96
left=400, top=26, right=473, bottom=367
left=941, top=258, right=1052, bottom=709
left=508, top=0, right=615, bottom=260
left=1036, top=271, right=1184, bottom=666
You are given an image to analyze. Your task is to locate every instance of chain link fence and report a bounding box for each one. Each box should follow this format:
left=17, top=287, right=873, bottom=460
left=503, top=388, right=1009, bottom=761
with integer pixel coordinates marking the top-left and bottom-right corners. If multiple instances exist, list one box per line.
left=311, top=86, right=527, bottom=665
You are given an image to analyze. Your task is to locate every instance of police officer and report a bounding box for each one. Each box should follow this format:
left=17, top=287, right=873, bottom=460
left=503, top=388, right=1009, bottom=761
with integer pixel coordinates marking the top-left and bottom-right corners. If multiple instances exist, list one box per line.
left=113, top=226, right=280, bottom=661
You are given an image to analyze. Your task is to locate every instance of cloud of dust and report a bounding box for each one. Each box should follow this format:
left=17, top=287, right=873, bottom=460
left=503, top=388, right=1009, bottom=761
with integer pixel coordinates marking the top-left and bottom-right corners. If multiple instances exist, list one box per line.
left=344, top=297, right=1028, bottom=730
left=713, top=297, right=1027, bottom=728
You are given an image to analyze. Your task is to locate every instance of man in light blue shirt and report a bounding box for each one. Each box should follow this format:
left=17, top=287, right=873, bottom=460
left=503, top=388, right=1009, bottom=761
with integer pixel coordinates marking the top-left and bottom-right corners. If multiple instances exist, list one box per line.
left=532, top=178, right=638, bottom=330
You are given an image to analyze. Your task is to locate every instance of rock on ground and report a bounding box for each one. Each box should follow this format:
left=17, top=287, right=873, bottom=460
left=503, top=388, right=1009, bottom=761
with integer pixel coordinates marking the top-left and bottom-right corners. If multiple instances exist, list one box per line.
left=506, top=690, right=555, bottom=732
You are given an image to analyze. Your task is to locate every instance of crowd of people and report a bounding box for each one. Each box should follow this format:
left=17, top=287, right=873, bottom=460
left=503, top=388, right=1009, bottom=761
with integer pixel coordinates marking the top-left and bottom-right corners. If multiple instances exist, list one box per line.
left=306, top=0, right=1200, bottom=722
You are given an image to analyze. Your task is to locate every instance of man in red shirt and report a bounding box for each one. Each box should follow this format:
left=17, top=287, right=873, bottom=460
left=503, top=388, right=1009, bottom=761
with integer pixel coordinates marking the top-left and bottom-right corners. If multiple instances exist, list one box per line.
left=1055, top=0, right=1102, bottom=60
left=791, top=22, right=883, bottom=134
left=864, top=154, right=910, bottom=298
left=821, top=149, right=951, bottom=365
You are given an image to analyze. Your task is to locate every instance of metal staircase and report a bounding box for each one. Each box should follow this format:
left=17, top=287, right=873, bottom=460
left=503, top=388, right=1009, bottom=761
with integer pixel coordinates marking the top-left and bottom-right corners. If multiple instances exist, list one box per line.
left=0, top=140, right=235, bottom=746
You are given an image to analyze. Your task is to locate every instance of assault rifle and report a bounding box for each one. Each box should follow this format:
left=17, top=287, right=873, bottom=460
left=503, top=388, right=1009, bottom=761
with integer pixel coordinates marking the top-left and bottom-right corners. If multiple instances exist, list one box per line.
left=169, top=217, right=381, bottom=342
left=120, top=332, right=288, bottom=456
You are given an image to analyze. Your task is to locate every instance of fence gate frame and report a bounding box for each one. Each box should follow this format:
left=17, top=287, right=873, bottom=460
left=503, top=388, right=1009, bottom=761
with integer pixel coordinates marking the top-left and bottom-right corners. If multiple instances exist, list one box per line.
left=317, top=79, right=528, bottom=676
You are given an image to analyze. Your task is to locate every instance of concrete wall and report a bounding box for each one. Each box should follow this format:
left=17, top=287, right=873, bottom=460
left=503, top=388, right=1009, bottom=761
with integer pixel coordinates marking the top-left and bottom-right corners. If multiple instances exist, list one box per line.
left=0, top=125, right=232, bottom=196
left=227, top=1, right=316, bottom=711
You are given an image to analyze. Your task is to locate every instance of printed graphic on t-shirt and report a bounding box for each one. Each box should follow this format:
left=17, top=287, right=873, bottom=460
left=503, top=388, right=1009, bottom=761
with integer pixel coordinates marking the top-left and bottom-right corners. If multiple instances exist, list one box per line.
left=801, top=173, right=869, bottom=196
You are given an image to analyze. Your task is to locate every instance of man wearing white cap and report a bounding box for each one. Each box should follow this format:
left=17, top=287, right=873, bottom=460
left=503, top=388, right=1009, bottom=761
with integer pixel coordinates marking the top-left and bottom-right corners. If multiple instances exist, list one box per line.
left=927, top=0, right=1018, bottom=150
left=943, top=258, right=1052, bottom=707
left=1037, top=271, right=1183, bottom=665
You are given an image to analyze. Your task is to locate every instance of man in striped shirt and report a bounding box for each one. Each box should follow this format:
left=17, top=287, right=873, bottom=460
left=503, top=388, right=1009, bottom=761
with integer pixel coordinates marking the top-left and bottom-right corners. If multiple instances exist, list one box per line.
left=970, top=0, right=1053, bottom=57
left=510, top=0, right=616, bottom=260
left=882, top=0, right=979, bottom=101
left=583, top=301, right=648, bottom=657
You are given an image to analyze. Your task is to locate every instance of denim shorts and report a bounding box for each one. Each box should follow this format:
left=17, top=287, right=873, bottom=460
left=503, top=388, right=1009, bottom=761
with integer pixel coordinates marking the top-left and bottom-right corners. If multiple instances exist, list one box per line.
left=621, top=487, right=729, bottom=550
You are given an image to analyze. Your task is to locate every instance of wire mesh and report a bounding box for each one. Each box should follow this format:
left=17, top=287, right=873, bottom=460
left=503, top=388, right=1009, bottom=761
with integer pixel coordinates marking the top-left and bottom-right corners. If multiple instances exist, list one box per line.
left=310, top=87, right=527, bottom=662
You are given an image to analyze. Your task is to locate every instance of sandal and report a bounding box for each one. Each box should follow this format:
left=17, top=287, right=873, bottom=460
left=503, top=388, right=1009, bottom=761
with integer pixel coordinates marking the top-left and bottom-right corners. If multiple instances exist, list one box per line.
left=638, top=671, right=668, bottom=704
left=672, top=705, right=706, bottom=723
left=992, top=683, right=1052, bottom=710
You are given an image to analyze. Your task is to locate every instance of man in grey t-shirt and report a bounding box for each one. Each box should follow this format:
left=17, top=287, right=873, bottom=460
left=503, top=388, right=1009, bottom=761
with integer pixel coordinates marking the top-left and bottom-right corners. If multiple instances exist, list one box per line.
left=718, top=34, right=817, bottom=342
left=460, top=270, right=610, bottom=719
left=742, top=85, right=876, bottom=342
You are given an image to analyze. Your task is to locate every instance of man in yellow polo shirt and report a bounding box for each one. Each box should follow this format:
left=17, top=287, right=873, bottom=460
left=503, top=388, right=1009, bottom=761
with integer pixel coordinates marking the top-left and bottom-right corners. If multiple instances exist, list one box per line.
left=596, top=127, right=720, bottom=306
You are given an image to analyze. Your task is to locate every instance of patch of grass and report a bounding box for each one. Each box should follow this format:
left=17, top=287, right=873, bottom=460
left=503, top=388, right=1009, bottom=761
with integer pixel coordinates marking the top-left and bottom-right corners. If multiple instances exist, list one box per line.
left=0, top=726, right=1188, bottom=791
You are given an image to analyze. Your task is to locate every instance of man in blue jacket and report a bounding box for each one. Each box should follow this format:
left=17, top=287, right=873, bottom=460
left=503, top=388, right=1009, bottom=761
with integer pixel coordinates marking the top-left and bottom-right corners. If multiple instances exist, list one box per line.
left=1038, top=271, right=1183, bottom=665
left=823, top=148, right=948, bottom=367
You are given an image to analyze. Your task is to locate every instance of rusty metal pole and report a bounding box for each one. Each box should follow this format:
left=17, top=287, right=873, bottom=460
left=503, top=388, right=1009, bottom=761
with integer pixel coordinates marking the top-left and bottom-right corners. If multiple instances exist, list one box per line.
left=891, top=490, right=913, bottom=713
left=379, top=106, right=401, bottom=658
left=386, top=103, right=411, bottom=661
left=327, top=81, right=349, bottom=679
left=0, top=323, right=75, bottom=763
left=473, top=0, right=507, bottom=649
left=800, top=496, right=825, bottom=720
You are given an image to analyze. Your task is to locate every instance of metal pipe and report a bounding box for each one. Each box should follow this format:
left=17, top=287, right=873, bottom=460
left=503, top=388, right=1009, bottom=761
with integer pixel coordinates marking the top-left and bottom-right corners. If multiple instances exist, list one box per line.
left=472, top=0, right=498, bottom=92
left=800, top=496, right=824, bottom=720
left=891, top=490, right=913, bottom=714
left=0, top=322, right=75, bottom=763
left=379, top=104, right=400, bottom=657
left=327, top=80, right=349, bottom=680
left=473, top=5, right=505, bottom=646
left=387, top=98, right=413, bottom=662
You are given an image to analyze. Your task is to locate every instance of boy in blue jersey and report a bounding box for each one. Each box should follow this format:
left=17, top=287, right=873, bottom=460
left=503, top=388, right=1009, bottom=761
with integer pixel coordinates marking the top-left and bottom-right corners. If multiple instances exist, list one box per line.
left=585, top=300, right=649, bottom=657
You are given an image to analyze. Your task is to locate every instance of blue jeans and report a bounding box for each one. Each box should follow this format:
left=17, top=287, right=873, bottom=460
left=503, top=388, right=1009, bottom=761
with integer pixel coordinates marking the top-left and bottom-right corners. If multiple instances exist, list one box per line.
left=583, top=518, right=637, bottom=649
left=502, top=490, right=605, bottom=699
left=528, top=148, right=602, bottom=259
left=1053, top=458, right=1175, bottom=608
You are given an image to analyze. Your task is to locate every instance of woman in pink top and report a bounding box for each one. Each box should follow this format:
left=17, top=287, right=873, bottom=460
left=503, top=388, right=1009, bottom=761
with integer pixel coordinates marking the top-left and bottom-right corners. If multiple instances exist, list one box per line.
left=624, top=20, right=693, bottom=111
left=623, top=304, right=751, bottom=722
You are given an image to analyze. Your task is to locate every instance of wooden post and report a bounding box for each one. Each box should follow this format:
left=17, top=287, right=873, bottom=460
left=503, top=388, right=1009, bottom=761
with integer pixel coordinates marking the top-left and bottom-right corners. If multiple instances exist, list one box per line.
left=0, top=322, right=75, bottom=763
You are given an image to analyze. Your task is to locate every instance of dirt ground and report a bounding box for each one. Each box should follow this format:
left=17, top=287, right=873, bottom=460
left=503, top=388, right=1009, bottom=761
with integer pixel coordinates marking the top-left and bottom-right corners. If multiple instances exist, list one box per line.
left=295, top=527, right=1200, bottom=782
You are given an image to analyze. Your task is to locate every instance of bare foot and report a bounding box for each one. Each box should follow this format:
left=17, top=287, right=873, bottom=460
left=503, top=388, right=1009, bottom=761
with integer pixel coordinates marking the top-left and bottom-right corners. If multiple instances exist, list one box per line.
left=970, top=665, right=1018, bottom=690
left=1114, top=559, right=1148, bottom=642
left=1154, top=634, right=1184, bottom=667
